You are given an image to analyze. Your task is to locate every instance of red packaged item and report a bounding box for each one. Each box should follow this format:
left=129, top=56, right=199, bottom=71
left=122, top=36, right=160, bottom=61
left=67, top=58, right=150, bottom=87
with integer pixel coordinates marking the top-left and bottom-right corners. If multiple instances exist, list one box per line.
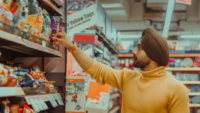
left=10, top=105, right=19, bottom=113
left=0, top=3, right=13, bottom=31
left=9, top=1, right=19, bottom=15
left=23, top=104, right=34, bottom=113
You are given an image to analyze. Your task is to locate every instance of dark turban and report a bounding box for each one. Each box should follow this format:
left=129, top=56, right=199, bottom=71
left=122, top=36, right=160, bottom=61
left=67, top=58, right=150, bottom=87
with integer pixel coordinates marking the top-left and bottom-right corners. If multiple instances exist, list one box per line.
left=141, top=28, right=169, bottom=66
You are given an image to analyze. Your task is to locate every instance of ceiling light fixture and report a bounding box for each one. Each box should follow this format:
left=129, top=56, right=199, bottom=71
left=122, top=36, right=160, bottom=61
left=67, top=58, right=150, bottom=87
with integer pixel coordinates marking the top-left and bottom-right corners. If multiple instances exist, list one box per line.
left=118, top=34, right=142, bottom=39
left=180, top=35, right=200, bottom=38
left=162, top=0, right=176, bottom=38
left=101, top=3, right=122, bottom=8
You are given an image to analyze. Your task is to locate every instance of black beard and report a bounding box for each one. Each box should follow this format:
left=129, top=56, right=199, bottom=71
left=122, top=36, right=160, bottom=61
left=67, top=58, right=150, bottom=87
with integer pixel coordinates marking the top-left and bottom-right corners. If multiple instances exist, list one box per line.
left=133, top=59, right=150, bottom=69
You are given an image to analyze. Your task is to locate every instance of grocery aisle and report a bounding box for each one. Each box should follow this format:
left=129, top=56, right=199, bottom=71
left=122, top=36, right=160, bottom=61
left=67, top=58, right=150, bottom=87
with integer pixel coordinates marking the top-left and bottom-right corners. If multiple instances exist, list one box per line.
left=1, top=0, right=200, bottom=113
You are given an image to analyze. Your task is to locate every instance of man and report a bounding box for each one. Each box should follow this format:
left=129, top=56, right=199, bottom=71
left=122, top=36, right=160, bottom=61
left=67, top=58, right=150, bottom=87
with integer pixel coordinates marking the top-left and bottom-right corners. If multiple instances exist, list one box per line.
left=53, top=28, right=189, bottom=113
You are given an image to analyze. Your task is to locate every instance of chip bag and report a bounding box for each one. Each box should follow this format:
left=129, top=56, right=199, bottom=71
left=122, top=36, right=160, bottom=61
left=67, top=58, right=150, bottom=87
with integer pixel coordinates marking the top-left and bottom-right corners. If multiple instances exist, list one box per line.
left=0, top=3, right=13, bottom=31
left=22, top=0, right=38, bottom=40
left=41, top=9, right=51, bottom=45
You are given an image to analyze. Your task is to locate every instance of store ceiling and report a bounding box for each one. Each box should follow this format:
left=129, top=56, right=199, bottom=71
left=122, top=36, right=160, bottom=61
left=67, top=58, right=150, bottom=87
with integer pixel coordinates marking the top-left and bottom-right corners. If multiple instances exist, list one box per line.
left=99, top=0, right=200, bottom=36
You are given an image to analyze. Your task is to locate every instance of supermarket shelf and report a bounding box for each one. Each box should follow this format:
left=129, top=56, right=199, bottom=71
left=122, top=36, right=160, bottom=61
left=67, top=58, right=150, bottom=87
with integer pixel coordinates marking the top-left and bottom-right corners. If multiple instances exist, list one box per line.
left=103, top=57, right=111, bottom=63
left=0, top=87, right=25, bottom=98
left=188, top=92, right=200, bottom=96
left=94, top=46, right=103, bottom=54
left=165, top=67, right=200, bottom=71
left=0, top=30, right=62, bottom=57
left=118, top=54, right=133, bottom=58
left=170, top=54, right=200, bottom=57
left=110, top=106, right=120, bottom=113
left=181, top=81, right=200, bottom=84
left=189, top=104, right=200, bottom=107
left=96, top=28, right=118, bottom=54
left=109, top=93, right=120, bottom=100
left=39, top=0, right=63, bottom=16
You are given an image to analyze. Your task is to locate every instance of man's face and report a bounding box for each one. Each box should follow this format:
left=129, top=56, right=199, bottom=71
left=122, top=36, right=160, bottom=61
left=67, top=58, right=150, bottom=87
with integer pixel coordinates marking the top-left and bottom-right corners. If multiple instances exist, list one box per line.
left=132, top=40, right=150, bottom=69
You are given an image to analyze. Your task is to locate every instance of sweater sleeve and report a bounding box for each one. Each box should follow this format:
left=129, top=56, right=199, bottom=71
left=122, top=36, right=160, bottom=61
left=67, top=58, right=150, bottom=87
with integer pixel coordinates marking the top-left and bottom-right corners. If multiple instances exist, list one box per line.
left=86, top=60, right=135, bottom=91
left=167, top=80, right=190, bottom=113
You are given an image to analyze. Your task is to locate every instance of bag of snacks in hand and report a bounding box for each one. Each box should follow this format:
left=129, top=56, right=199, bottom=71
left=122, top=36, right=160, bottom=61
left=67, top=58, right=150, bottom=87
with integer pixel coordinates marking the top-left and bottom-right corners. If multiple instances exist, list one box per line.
left=49, top=16, right=59, bottom=49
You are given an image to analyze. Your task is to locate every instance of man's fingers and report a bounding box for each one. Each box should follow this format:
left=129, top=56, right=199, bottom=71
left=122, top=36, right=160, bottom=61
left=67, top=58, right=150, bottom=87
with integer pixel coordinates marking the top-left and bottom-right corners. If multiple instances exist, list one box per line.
left=52, top=37, right=62, bottom=42
left=53, top=32, right=64, bottom=38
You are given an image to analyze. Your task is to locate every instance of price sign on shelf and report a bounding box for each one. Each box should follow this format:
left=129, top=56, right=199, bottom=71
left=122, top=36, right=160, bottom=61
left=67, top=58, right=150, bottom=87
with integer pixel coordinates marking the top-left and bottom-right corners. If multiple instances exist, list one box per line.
left=50, top=94, right=58, bottom=106
left=25, top=97, right=31, bottom=105
left=32, top=43, right=37, bottom=49
left=47, top=95, right=57, bottom=108
left=54, top=94, right=64, bottom=105
left=29, top=98, right=40, bottom=112
left=52, top=50, right=56, bottom=54
left=38, top=97, right=48, bottom=110
left=34, top=97, right=44, bottom=111
left=27, top=41, right=33, bottom=48
left=14, top=36, right=20, bottom=43
left=0, top=30, right=8, bottom=39
left=23, top=39, right=27, bottom=46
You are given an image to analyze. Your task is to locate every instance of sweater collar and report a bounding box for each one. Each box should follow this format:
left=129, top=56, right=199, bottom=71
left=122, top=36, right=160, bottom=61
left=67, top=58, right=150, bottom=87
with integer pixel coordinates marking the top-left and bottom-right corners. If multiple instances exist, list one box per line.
left=140, top=66, right=166, bottom=78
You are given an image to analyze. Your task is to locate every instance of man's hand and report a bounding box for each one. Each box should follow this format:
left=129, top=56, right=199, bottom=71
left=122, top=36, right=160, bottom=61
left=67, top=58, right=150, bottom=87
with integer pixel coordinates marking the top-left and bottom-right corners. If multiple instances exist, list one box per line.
left=53, top=32, right=94, bottom=71
left=52, top=32, right=73, bottom=48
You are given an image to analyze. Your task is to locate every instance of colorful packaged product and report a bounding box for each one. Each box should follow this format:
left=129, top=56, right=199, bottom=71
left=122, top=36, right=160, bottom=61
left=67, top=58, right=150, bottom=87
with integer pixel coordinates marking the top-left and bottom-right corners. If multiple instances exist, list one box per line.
left=22, top=0, right=38, bottom=40
left=66, top=78, right=86, bottom=112
left=19, top=79, right=45, bottom=87
left=0, top=98, right=10, bottom=113
left=28, top=6, right=42, bottom=44
left=23, top=104, right=34, bottom=113
left=10, top=105, right=19, bottom=113
left=8, top=0, right=28, bottom=35
left=0, top=3, right=13, bottom=31
left=49, top=16, right=59, bottom=48
left=41, top=9, right=51, bottom=47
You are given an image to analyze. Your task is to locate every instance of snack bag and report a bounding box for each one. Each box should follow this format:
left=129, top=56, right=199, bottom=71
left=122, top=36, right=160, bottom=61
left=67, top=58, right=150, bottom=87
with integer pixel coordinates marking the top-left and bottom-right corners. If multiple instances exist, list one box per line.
left=33, top=7, right=42, bottom=37
left=49, top=16, right=59, bottom=49
left=23, top=104, right=34, bottom=113
left=28, top=7, right=43, bottom=44
left=8, top=0, right=28, bottom=35
left=22, top=0, right=38, bottom=40
left=41, top=9, right=51, bottom=42
left=0, top=3, right=13, bottom=31
left=49, top=16, right=59, bottom=42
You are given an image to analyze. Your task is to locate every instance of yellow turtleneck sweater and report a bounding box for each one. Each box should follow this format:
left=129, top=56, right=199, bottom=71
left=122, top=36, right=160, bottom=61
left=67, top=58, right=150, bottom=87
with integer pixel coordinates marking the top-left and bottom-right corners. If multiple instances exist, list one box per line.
left=86, top=61, right=189, bottom=113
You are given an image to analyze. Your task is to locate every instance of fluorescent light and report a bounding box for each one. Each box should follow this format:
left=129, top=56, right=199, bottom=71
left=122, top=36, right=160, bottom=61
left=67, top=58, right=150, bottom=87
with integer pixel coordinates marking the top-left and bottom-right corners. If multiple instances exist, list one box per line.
left=101, top=3, right=122, bottom=8
left=180, top=35, right=200, bottom=38
left=162, top=0, right=176, bottom=38
left=118, top=34, right=142, bottom=39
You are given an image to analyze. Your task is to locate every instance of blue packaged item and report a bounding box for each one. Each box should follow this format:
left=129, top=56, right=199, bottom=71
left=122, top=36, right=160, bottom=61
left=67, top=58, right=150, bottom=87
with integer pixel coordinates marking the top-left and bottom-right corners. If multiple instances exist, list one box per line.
left=19, top=79, right=44, bottom=87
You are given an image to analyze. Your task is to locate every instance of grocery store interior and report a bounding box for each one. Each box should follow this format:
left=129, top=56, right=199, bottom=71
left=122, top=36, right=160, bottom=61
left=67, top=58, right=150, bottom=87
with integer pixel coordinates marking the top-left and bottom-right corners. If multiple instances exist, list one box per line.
left=0, top=0, right=200, bottom=113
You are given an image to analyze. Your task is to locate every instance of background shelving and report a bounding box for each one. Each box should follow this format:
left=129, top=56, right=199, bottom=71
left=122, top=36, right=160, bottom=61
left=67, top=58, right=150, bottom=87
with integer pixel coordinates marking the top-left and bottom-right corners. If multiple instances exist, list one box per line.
left=188, top=93, right=200, bottom=96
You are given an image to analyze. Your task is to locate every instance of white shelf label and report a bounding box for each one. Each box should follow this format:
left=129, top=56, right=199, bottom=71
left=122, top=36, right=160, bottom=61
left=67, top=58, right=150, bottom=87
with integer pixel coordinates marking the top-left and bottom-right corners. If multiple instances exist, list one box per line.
left=25, top=97, right=31, bottom=105
left=34, top=97, right=44, bottom=111
left=32, top=43, right=36, bottom=49
left=1, top=31, right=8, bottom=39
left=23, top=39, right=27, bottom=46
left=27, top=41, right=32, bottom=47
left=14, top=36, right=20, bottom=43
left=50, top=94, right=58, bottom=106
left=54, top=94, right=64, bottom=105
left=36, top=44, right=41, bottom=50
left=47, top=95, right=57, bottom=108
left=38, top=97, right=48, bottom=110
left=29, top=98, right=40, bottom=112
